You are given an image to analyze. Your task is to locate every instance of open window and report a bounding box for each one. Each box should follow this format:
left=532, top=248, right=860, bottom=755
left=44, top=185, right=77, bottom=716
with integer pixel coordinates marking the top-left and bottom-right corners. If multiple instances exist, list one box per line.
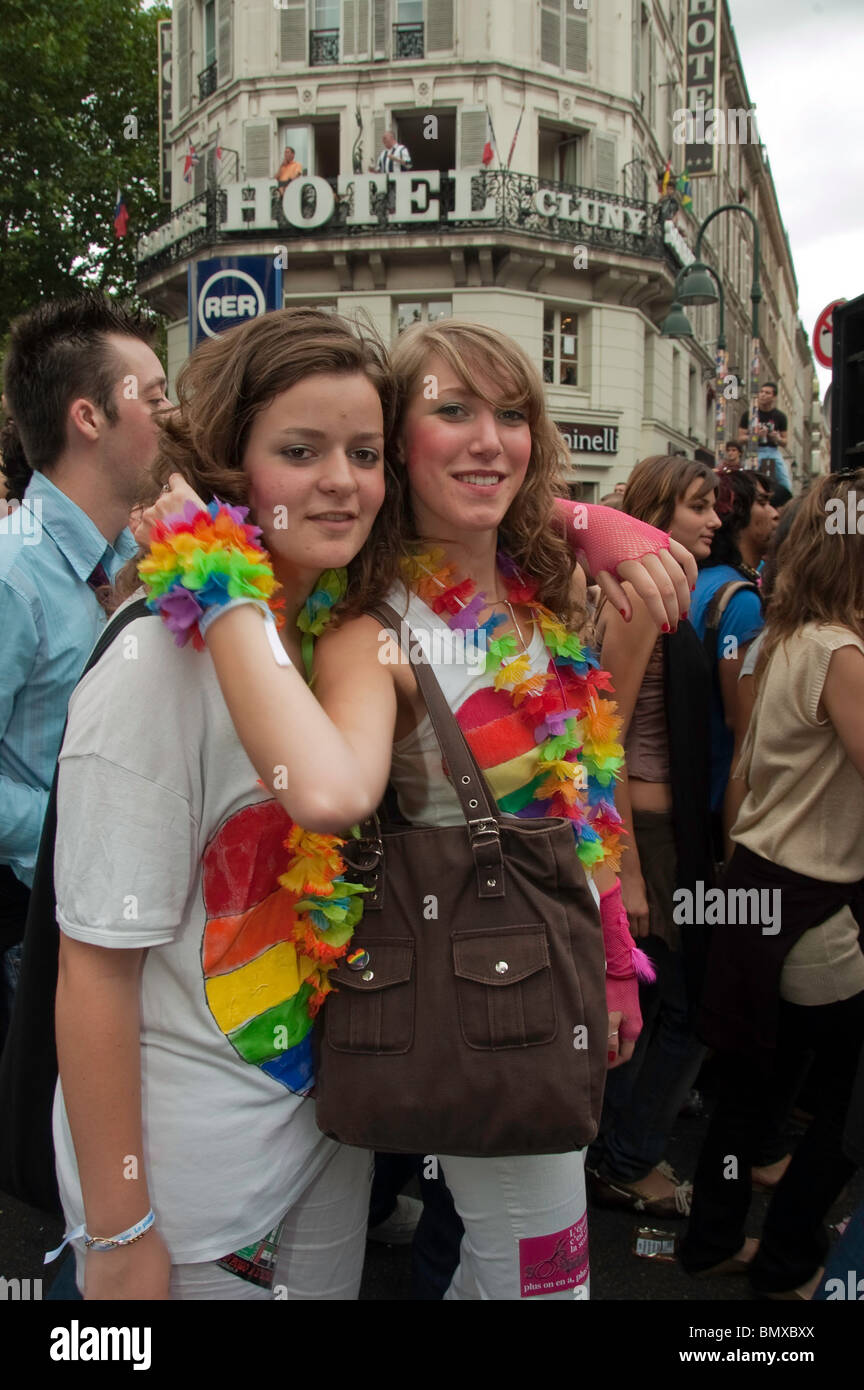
left=278, top=119, right=340, bottom=179
left=391, top=109, right=456, bottom=173
left=538, top=121, right=586, bottom=185
left=543, top=308, right=580, bottom=387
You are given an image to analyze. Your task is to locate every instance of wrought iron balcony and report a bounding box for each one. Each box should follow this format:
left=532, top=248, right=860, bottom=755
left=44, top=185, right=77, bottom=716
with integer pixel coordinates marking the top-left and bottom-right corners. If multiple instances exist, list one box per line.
left=197, top=61, right=217, bottom=100
left=310, top=28, right=339, bottom=65
left=137, top=172, right=675, bottom=278
left=393, top=21, right=424, bottom=58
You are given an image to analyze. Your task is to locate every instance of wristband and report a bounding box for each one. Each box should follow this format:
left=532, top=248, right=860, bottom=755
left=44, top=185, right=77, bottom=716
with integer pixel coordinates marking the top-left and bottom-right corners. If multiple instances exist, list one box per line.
left=45, top=1209, right=155, bottom=1264
left=138, top=499, right=280, bottom=651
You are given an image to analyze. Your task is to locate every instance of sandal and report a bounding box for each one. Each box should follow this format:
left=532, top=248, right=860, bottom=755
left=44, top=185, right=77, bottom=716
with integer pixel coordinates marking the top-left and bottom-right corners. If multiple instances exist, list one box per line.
left=587, top=1161, right=693, bottom=1219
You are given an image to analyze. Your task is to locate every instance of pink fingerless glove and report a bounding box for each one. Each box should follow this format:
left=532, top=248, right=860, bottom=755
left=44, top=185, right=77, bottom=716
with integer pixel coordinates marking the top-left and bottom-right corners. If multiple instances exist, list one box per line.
left=599, top=881, right=656, bottom=1043
left=553, top=498, right=671, bottom=582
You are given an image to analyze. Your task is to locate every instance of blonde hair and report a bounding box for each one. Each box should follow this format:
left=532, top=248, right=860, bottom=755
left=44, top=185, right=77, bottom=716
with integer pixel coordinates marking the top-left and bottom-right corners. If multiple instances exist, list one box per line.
left=343, top=319, right=581, bottom=624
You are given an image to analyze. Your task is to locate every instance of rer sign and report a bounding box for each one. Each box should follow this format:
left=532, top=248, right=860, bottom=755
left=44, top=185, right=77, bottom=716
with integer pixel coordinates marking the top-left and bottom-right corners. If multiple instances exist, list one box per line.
left=189, top=256, right=283, bottom=348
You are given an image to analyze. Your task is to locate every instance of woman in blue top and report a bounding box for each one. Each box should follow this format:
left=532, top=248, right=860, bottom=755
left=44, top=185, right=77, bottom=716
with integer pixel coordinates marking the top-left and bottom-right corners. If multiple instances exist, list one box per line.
left=689, top=469, right=777, bottom=858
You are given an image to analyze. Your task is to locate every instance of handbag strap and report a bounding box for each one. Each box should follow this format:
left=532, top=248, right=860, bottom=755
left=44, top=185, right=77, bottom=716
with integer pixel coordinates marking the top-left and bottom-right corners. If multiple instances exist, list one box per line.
left=356, top=601, right=506, bottom=900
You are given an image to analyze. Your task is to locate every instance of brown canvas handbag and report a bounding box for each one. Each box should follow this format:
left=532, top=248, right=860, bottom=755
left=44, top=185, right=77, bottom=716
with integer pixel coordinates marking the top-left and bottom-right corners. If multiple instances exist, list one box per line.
left=313, top=603, right=608, bottom=1158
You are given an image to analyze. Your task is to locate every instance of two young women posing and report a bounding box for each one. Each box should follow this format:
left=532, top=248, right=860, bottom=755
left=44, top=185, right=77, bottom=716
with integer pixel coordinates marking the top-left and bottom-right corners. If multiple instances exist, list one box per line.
left=54, top=309, right=694, bottom=1301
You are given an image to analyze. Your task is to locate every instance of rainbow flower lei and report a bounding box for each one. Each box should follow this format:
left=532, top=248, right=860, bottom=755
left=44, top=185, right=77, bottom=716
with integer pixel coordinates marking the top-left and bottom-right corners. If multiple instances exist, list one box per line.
left=138, top=503, right=365, bottom=1060
left=401, top=546, right=625, bottom=871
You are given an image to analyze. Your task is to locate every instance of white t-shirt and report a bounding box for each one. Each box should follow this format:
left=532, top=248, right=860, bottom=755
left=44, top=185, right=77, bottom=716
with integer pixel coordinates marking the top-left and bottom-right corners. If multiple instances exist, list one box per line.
left=52, top=601, right=336, bottom=1264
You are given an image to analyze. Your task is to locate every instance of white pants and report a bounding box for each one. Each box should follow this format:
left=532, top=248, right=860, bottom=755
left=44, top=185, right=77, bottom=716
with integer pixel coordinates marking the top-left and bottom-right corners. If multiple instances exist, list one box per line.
left=75, top=1142, right=372, bottom=1301
left=439, top=1150, right=589, bottom=1300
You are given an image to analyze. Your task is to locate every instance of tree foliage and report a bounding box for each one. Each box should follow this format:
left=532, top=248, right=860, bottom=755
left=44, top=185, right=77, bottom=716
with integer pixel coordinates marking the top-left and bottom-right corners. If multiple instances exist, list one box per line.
left=0, top=0, right=170, bottom=339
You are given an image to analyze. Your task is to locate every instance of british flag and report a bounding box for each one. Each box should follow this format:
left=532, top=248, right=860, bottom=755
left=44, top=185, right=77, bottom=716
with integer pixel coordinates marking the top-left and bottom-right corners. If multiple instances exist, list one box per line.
left=182, top=143, right=200, bottom=183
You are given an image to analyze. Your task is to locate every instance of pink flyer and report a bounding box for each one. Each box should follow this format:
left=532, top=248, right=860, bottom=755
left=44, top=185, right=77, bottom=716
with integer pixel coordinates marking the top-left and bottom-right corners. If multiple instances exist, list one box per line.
left=519, top=1211, right=589, bottom=1298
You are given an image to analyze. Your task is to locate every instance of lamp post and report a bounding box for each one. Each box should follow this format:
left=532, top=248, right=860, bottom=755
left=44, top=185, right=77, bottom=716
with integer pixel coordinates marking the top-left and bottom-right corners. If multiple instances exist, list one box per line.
left=661, top=263, right=727, bottom=462
left=682, top=204, right=763, bottom=466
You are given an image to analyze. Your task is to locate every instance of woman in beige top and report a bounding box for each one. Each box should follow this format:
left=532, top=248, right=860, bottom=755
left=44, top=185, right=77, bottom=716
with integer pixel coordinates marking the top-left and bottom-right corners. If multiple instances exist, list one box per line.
left=588, top=455, right=720, bottom=1217
left=681, top=469, right=864, bottom=1298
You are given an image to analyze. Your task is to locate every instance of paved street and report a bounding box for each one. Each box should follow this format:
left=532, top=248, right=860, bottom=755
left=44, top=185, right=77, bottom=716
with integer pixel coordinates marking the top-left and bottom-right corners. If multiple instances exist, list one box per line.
left=3, top=1101, right=860, bottom=1302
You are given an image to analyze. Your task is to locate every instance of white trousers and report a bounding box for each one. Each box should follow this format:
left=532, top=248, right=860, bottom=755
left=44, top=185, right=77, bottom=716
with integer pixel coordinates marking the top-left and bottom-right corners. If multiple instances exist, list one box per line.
left=440, top=1149, right=590, bottom=1301
left=74, top=1142, right=372, bottom=1302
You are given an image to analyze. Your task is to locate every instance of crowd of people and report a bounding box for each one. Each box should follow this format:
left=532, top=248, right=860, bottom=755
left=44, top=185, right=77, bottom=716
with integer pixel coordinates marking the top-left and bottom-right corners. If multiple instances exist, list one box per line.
left=0, top=295, right=861, bottom=1303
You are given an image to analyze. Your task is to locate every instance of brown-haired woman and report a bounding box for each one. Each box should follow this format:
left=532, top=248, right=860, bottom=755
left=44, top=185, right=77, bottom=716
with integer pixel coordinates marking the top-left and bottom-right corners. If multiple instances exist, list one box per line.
left=587, top=454, right=720, bottom=1217
left=154, top=319, right=698, bottom=1300
left=681, top=470, right=864, bottom=1296
left=51, top=308, right=400, bottom=1301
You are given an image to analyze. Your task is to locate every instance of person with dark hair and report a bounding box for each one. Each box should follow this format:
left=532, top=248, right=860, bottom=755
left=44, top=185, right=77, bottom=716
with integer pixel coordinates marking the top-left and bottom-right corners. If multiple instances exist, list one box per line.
left=738, top=382, right=791, bottom=491
left=722, top=440, right=742, bottom=468
left=689, top=468, right=778, bottom=856
left=587, top=455, right=718, bottom=1217
left=0, top=295, right=168, bottom=1047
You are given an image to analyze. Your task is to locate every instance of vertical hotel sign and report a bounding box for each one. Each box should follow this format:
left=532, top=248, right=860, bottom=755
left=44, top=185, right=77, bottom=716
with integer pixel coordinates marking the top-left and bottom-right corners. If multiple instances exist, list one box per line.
left=685, top=0, right=719, bottom=175
left=158, top=19, right=172, bottom=202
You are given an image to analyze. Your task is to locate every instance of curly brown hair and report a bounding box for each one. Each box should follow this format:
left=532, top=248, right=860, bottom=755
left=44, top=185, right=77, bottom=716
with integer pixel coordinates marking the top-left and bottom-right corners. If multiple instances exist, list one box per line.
left=340, top=319, right=581, bottom=626
left=115, top=307, right=402, bottom=608
left=756, top=470, right=864, bottom=683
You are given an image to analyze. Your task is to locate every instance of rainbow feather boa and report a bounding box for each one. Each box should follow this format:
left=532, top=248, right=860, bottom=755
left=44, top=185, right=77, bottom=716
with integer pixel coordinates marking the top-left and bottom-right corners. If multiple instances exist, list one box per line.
left=138, top=504, right=363, bottom=1073
left=401, top=547, right=626, bottom=872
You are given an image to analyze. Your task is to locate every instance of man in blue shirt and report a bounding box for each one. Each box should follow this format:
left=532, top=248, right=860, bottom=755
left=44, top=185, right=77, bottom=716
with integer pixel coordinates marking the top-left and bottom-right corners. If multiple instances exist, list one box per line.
left=690, top=469, right=778, bottom=852
left=0, top=296, right=170, bottom=1044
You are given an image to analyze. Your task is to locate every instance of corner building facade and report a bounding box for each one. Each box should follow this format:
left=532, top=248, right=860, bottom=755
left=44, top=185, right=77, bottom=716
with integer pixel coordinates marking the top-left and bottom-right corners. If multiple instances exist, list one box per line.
left=138, top=0, right=819, bottom=495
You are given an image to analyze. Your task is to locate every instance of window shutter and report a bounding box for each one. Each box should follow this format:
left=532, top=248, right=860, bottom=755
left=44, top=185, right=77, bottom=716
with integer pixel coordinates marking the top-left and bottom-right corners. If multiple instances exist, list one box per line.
left=541, top=0, right=560, bottom=66
left=216, top=0, right=233, bottom=85
left=426, top=0, right=454, bottom=52
left=244, top=119, right=273, bottom=179
left=565, top=13, right=588, bottom=73
left=594, top=134, right=617, bottom=193
left=279, top=0, right=307, bottom=63
left=194, top=146, right=207, bottom=197
left=343, top=0, right=370, bottom=59
left=631, top=2, right=640, bottom=95
left=648, top=30, right=656, bottom=126
left=373, top=111, right=385, bottom=162
left=459, top=107, right=488, bottom=168
left=373, top=0, right=389, bottom=57
left=176, top=0, right=190, bottom=116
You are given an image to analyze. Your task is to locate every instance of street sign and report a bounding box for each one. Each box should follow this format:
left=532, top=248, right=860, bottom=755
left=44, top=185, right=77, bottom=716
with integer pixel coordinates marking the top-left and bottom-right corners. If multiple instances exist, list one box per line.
left=813, top=299, right=846, bottom=370
left=188, top=256, right=283, bottom=349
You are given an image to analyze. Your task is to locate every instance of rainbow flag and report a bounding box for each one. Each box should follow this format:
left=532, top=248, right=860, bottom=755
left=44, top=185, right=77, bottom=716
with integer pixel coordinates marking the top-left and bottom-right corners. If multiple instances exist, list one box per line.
left=676, top=170, right=693, bottom=210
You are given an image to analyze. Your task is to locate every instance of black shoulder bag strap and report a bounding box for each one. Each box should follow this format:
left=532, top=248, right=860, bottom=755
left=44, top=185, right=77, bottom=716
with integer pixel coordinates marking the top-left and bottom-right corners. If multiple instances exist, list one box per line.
left=0, top=598, right=154, bottom=1214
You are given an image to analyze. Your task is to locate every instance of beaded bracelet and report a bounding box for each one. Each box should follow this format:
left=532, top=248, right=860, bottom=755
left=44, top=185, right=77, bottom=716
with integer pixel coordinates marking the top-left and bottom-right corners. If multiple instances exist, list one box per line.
left=138, top=499, right=281, bottom=651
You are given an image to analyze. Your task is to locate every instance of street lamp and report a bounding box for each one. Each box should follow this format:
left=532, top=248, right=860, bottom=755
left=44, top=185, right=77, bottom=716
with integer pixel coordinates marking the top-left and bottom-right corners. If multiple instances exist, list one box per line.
left=693, top=204, right=762, bottom=465
left=661, top=263, right=728, bottom=460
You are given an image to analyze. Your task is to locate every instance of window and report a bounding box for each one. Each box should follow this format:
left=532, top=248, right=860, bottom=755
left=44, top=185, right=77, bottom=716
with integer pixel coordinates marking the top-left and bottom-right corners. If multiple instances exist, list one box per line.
left=395, top=300, right=452, bottom=335
left=278, top=120, right=340, bottom=179
left=543, top=309, right=579, bottom=387
left=311, top=0, right=339, bottom=64
left=541, top=0, right=588, bottom=73
left=392, top=109, right=456, bottom=174
left=395, top=0, right=424, bottom=57
left=204, top=0, right=216, bottom=67
left=538, top=123, right=585, bottom=185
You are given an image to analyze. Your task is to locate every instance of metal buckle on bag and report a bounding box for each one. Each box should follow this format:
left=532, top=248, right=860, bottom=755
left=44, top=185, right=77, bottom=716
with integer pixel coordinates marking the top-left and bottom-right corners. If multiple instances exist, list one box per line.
left=467, top=816, right=500, bottom=843
left=341, top=842, right=383, bottom=874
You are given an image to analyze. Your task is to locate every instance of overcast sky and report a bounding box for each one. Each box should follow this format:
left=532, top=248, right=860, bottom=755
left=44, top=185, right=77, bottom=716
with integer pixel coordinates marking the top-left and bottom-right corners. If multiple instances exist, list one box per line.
left=726, top=0, right=864, bottom=396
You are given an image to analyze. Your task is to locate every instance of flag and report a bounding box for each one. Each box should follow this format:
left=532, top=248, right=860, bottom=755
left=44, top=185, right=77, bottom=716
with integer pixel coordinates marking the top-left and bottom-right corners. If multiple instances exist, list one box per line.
left=660, top=159, right=672, bottom=195
left=182, top=142, right=200, bottom=183
left=506, top=106, right=525, bottom=170
left=482, top=108, right=496, bottom=166
left=676, top=169, right=693, bottom=210
left=113, top=189, right=129, bottom=238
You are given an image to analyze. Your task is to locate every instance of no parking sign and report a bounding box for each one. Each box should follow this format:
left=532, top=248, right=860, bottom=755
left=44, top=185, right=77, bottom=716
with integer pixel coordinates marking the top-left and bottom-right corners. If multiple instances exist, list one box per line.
left=188, top=256, right=283, bottom=349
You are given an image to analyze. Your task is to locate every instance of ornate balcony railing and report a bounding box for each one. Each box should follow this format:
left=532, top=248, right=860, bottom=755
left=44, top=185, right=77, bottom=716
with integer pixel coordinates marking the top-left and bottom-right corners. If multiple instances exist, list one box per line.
left=137, top=171, right=675, bottom=277
left=197, top=61, right=217, bottom=100
left=393, top=21, right=424, bottom=58
left=310, top=28, right=339, bottom=65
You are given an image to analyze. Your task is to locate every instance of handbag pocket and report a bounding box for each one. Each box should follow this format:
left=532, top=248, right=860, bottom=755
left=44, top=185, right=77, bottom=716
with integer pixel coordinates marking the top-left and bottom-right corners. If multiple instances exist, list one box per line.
left=452, top=924, right=557, bottom=1050
left=325, top=939, right=415, bottom=1055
